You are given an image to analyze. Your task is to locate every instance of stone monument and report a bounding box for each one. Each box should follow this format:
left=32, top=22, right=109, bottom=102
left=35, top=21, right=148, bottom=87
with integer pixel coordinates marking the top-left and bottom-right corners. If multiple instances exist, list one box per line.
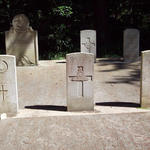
left=5, top=14, right=39, bottom=66
left=0, top=55, right=18, bottom=114
left=123, top=28, right=139, bottom=62
left=140, top=50, right=150, bottom=107
left=80, top=30, right=96, bottom=62
left=66, top=53, right=94, bottom=111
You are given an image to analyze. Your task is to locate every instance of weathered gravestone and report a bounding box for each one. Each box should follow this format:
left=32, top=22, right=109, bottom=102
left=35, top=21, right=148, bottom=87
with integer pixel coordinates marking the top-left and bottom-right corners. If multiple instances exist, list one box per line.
left=80, top=30, right=96, bottom=62
left=0, top=55, right=18, bottom=114
left=5, top=14, right=39, bottom=66
left=66, top=53, right=94, bottom=111
left=140, top=50, right=150, bottom=107
left=123, top=28, right=140, bottom=62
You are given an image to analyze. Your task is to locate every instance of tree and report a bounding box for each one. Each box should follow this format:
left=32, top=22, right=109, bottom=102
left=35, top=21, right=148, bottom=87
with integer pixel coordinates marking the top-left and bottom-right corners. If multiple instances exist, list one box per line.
left=0, top=0, right=150, bottom=58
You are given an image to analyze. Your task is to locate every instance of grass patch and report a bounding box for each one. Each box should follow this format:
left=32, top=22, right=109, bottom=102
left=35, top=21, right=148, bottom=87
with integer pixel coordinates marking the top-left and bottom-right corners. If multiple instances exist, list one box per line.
left=40, top=51, right=68, bottom=60
left=49, top=52, right=67, bottom=60
left=137, top=107, right=150, bottom=110
left=103, top=54, right=121, bottom=58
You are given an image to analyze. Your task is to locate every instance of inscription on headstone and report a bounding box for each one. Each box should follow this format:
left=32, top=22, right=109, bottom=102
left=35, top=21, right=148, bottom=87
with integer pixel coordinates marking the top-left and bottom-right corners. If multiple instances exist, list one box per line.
left=80, top=30, right=96, bottom=62
left=5, top=14, right=39, bottom=66
left=82, top=37, right=95, bottom=53
left=0, top=85, right=8, bottom=102
left=66, top=53, right=94, bottom=111
left=69, top=66, right=92, bottom=97
left=0, top=55, right=18, bottom=114
left=0, top=60, right=8, bottom=73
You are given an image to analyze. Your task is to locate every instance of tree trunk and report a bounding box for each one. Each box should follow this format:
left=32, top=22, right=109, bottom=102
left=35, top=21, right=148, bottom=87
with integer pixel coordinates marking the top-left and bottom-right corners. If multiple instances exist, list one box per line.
left=93, top=0, right=110, bottom=57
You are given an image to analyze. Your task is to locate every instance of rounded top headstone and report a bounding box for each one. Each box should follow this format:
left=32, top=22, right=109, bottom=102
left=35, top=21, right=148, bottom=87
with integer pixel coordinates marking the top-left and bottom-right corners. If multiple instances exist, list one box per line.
left=80, top=29, right=96, bottom=32
left=124, top=28, right=139, bottom=33
left=142, top=50, right=150, bottom=54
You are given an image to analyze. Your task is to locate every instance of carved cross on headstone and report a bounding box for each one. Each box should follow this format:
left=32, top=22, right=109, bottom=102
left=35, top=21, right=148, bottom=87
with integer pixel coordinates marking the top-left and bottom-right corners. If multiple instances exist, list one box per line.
left=69, top=66, right=92, bottom=97
left=0, top=85, right=8, bottom=101
left=82, top=37, right=95, bottom=52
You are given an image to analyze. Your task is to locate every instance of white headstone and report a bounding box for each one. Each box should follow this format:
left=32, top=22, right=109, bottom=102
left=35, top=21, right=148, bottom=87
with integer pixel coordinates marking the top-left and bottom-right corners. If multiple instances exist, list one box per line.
left=123, top=28, right=140, bottom=62
left=5, top=14, right=39, bottom=66
left=80, top=30, right=96, bottom=62
left=66, top=53, right=94, bottom=111
left=140, top=50, right=150, bottom=107
left=0, top=55, right=18, bottom=114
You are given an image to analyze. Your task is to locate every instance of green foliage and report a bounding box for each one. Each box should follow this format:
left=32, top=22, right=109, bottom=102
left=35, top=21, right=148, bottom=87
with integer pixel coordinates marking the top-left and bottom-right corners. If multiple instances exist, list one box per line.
left=46, top=4, right=75, bottom=59
left=0, top=0, right=150, bottom=59
left=47, top=51, right=67, bottom=60
left=52, top=6, right=73, bottom=17
left=103, top=54, right=121, bottom=58
left=108, top=0, right=150, bottom=28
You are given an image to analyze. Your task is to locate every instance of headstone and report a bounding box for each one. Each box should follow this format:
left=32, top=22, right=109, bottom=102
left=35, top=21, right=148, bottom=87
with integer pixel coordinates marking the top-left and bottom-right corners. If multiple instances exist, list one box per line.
left=80, top=30, right=96, bottom=62
left=5, top=14, right=39, bottom=66
left=140, top=50, right=150, bottom=107
left=0, top=55, right=18, bottom=114
left=123, top=28, right=140, bottom=62
left=66, top=53, right=94, bottom=111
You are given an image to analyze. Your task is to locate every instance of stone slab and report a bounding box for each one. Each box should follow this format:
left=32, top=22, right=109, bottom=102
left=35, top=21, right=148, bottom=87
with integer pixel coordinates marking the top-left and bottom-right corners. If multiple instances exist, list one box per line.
left=66, top=53, right=94, bottom=111
left=0, top=111, right=150, bottom=150
left=123, top=28, right=139, bottom=62
left=141, top=50, right=150, bottom=107
left=0, top=55, right=18, bottom=114
left=5, top=14, right=39, bottom=66
left=80, top=30, right=96, bottom=62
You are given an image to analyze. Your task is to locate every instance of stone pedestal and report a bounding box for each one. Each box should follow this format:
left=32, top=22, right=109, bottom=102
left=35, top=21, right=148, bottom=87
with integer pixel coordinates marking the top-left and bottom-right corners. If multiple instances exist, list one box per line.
left=141, top=50, right=150, bottom=107
left=123, top=28, right=139, bottom=62
left=0, top=55, right=18, bottom=114
left=66, top=53, right=94, bottom=111
left=80, top=30, right=96, bottom=62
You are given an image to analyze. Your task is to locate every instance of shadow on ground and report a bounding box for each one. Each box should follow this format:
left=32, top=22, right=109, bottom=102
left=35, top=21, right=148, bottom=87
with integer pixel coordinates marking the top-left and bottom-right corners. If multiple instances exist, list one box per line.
left=25, top=105, right=67, bottom=111
left=105, top=69, right=140, bottom=84
left=96, top=102, right=140, bottom=108
left=56, top=61, right=66, bottom=63
left=96, top=59, right=140, bottom=85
